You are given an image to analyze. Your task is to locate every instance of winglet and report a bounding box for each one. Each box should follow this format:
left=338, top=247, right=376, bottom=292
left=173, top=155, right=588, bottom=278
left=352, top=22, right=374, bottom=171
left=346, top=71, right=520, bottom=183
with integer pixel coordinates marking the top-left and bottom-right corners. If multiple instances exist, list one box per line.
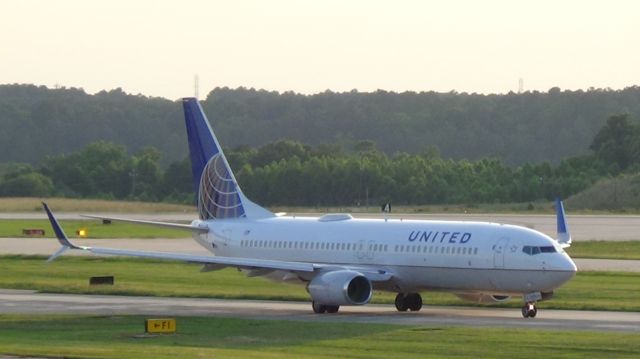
left=42, top=202, right=82, bottom=261
left=555, top=198, right=572, bottom=248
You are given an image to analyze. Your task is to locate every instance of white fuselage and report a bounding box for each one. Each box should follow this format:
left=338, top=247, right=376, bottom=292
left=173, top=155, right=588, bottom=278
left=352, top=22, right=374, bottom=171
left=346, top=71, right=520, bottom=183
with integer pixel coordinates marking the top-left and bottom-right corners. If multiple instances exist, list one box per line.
left=192, top=214, right=577, bottom=296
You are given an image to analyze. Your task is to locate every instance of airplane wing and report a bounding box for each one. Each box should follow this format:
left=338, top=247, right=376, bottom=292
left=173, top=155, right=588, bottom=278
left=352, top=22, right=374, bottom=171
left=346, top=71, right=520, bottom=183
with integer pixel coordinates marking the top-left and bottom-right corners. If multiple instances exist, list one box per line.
left=44, top=203, right=392, bottom=281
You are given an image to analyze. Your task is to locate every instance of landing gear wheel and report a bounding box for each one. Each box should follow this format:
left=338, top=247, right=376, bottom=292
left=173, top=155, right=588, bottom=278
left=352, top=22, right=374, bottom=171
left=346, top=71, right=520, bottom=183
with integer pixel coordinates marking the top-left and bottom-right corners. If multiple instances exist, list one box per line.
left=407, top=293, right=423, bottom=311
left=395, top=293, right=409, bottom=312
left=521, top=302, right=537, bottom=318
left=312, top=301, right=326, bottom=314
left=326, top=305, right=340, bottom=314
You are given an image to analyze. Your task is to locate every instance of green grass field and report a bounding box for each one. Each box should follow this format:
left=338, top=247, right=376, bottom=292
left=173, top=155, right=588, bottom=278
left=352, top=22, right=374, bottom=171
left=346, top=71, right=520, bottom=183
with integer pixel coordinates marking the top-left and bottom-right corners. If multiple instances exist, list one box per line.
left=2, top=256, right=639, bottom=311
left=566, top=241, right=640, bottom=260
left=0, top=219, right=189, bottom=238
left=0, top=315, right=638, bottom=359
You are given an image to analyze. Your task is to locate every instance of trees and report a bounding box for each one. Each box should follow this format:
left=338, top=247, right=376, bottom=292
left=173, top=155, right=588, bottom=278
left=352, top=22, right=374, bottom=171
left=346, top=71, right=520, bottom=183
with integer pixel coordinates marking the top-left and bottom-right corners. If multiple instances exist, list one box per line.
left=0, top=111, right=634, bottom=206
left=0, top=164, right=53, bottom=197
left=132, top=147, right=162, bottom=200
left=590, top=113, right=639, bottom=172
left=5, top=84, right=640, bottom=166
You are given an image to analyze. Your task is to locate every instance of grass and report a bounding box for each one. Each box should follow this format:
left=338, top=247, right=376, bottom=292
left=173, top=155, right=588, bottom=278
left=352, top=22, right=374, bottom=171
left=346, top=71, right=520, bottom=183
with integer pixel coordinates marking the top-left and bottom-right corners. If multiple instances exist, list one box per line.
left=2, top=256, right=640, bottom=312
left=0, top=315, right=639, bottom=359
left=567, top=241, right=640, bottom=260
left=0, top=197, right=193, bottom=213
left=0, top=219, right=189, bottom=238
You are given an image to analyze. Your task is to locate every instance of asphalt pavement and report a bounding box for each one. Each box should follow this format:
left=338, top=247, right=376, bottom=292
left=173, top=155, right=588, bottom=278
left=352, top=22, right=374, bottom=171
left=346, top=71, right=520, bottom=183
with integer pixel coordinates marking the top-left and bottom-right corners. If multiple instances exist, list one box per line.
left=1, top=289, right=638, bottom=332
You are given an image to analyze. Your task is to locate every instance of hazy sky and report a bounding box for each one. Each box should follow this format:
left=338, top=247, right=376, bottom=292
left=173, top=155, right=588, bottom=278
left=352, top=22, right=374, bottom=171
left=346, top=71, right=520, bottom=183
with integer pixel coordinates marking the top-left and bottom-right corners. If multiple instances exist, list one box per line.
left=1, top=0, right=638, bottom=99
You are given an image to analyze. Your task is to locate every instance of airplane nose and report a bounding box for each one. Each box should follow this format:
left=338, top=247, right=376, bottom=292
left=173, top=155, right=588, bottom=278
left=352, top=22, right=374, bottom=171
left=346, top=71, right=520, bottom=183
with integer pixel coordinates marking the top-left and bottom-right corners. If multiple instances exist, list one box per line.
left=564, top=256, right=578, bottom=273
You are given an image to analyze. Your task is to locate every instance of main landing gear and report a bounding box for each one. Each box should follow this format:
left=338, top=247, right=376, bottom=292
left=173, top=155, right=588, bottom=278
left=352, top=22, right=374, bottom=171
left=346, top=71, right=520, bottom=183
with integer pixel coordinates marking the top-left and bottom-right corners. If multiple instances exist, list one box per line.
left=312, top=301, right=340, bottom=314
left=395, top=293, right=423, bottom=312
left=521, top=302, right=537, bottom=318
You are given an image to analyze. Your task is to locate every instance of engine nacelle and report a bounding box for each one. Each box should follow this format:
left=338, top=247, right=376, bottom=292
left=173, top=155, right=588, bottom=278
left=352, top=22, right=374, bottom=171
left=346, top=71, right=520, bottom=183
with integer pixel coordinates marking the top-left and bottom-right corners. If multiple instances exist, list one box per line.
left=307, top=270, right=372, bottom=305
left=455, top=293, right=511, bottom=304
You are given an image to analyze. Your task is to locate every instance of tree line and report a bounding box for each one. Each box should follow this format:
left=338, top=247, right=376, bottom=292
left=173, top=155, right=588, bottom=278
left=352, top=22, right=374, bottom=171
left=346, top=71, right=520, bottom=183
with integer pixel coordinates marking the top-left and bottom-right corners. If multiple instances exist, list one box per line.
left=0, top=113, right=635, bottom=206
left=2, top=84, right=640, bottom=166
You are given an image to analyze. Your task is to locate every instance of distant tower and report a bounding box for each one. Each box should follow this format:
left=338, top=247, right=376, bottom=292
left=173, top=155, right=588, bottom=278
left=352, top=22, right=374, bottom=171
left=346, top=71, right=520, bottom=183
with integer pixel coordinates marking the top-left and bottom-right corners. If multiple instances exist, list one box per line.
left=194, top=75, right=199, bottom=99
left=518, top=77, right=524, bottom=94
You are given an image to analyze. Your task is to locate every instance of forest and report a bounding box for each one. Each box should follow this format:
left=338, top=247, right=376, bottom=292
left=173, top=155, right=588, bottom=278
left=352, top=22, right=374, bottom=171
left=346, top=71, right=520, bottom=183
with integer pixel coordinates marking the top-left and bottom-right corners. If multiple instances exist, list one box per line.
left=2, top=84, right=640, bottom=166
left=0, top=113, right=635, bottom=206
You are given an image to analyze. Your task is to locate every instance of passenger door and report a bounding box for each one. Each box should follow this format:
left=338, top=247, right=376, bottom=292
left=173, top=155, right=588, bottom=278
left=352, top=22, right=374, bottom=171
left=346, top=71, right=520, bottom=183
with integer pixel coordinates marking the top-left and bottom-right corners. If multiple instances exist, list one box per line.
left=493, top=237, right=509, bottom=268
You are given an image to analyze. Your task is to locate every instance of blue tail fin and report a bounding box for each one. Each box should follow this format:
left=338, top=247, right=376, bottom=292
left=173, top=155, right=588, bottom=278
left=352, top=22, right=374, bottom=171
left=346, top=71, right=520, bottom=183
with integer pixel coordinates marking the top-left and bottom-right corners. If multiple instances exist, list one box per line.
left=555, top=198, right=572, bottom=248
left=182, top=98, right=273, bottom=220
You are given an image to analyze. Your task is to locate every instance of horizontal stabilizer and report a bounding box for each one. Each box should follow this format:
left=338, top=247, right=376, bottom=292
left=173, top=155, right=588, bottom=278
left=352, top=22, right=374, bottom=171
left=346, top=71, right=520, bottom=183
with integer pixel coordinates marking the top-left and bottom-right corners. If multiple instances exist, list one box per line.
left=82, top=215, right=209, bottom=233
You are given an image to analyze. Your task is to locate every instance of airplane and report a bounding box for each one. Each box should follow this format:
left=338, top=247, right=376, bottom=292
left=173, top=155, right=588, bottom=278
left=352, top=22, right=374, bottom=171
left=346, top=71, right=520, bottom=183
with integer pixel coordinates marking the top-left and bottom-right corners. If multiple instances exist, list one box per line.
left=43, top=97, right=577, bottom=318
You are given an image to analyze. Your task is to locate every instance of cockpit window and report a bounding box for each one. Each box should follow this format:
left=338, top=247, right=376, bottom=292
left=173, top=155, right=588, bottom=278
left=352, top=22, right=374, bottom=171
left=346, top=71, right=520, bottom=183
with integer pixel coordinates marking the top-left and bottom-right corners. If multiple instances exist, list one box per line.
left=523, top=245, right=556, bottom=255
left=540, top=246, right=556, bottom=253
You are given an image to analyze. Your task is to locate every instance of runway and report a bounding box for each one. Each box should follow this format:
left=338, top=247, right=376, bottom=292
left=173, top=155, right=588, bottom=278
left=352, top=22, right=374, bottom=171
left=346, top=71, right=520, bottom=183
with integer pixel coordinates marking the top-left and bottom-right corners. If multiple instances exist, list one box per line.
left=3, top=211, right=640, bottom=241
left=1, top=289, right=638, bottom=332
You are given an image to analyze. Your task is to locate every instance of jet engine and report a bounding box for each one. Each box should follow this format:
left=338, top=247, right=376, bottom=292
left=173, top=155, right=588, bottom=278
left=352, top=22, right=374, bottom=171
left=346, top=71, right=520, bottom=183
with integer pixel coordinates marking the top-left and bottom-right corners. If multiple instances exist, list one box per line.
left=307, top=270, right=372, bottom=305
left=455, top=293, right=511, bottom=304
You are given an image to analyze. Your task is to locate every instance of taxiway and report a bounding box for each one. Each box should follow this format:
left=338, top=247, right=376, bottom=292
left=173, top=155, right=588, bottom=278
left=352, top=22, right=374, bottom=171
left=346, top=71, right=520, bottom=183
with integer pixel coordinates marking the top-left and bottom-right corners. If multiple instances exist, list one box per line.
left=0, top=289, right=638, bottom=332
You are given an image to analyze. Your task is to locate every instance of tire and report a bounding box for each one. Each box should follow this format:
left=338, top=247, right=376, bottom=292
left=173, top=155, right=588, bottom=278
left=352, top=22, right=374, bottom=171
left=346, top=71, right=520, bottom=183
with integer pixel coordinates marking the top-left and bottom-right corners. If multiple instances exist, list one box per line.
left=326, top=305, right=340, bottom=314
left=521, top=306, right=529, bottom=318
left=395, top=293, right=409, bottom=312
left=312, top=301, right=326, bottom=314
left=408, top=293, right=423, bottom=312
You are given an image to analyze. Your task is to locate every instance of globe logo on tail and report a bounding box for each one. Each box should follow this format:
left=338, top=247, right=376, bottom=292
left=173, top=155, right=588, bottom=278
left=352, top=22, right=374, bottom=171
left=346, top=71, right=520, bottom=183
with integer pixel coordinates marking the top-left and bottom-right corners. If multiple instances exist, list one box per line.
left=198, top=154, right=245, bottom=219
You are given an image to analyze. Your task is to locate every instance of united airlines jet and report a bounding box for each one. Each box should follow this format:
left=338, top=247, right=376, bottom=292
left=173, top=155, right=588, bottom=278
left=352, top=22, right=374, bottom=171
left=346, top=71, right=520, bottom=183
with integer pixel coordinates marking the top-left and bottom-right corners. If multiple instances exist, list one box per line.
left=43, top=98, right=577, bottom=318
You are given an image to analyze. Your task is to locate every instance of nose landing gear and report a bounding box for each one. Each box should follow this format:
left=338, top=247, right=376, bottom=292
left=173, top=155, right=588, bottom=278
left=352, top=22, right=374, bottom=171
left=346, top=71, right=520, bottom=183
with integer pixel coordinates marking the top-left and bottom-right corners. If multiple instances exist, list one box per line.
left=521, top=302, right=537, bottom=318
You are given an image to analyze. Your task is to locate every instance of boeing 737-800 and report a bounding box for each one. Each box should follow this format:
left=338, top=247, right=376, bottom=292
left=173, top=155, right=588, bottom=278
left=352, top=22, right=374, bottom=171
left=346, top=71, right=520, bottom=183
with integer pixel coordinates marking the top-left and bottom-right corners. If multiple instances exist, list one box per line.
left=43, top=97, right=577, bottom=318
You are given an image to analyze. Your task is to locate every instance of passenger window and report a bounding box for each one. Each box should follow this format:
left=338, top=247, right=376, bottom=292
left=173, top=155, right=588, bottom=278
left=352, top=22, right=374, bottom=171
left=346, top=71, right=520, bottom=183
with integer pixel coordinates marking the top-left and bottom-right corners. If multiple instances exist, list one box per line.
left=474, top=248, right=478, bottom=255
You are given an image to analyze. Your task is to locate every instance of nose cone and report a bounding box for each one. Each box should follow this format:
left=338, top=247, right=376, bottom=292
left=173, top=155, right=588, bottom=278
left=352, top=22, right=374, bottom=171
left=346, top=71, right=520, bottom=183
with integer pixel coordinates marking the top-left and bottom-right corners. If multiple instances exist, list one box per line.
left=562, top=254, right=578, bottom=273
left=551, top=254, right=577, bottom=288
